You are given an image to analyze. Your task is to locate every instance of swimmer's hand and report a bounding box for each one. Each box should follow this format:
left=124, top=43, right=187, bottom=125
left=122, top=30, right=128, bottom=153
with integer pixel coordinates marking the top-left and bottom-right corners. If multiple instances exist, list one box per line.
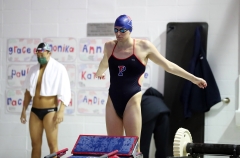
left=53, top=111, right=64, bottom=127
left=96, top=73, right=105, bottom=80
left=192, top=76, right=207, bottom=89
left=20, top=111, right=27, bottom=124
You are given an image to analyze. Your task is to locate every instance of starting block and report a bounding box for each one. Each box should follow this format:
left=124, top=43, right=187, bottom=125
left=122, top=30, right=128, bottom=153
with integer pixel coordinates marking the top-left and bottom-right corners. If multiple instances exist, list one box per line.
left=68, top=135, right=143, bottom=158
left=44, top=135, right=143, bottom=158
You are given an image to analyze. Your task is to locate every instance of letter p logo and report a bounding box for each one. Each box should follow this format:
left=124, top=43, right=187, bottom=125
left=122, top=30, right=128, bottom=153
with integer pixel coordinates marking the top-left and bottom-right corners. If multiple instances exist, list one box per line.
left=118, top=66, right=126, bottom=76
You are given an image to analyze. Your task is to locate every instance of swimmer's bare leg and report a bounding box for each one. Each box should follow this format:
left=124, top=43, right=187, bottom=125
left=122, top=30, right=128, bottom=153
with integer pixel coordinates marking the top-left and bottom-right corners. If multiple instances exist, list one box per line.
left=43, top=112, right=58, bottom=157
left=29, top=112, right=44, bottom=158
left=123, top=92, right=142, bottom=152
left=106, top=96, right=124, bottom=136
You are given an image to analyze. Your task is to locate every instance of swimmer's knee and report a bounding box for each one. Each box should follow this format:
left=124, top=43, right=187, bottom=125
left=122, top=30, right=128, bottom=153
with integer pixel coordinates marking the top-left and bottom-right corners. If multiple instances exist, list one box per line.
left=31, top=140, right=42, bottom=149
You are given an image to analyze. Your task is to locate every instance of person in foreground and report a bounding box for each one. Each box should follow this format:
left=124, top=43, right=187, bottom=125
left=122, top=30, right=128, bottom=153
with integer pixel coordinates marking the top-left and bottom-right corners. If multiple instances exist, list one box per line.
left=20, top=43, right=71, bottom=158
left=95, top=14, right=207, bottom=152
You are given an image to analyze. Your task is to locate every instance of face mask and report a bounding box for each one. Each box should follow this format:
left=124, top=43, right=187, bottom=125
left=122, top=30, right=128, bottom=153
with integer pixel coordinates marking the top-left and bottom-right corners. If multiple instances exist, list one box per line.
left=37, top=57, right=48, bottom=65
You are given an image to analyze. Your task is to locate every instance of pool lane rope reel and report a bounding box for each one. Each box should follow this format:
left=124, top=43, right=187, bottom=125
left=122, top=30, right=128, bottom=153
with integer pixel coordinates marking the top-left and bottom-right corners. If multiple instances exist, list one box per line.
left=173, top=128, right=193, bottom=157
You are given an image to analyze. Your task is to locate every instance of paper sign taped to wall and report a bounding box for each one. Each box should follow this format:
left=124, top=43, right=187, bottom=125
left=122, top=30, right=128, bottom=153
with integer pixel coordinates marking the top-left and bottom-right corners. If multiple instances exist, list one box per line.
left=79, top=38, right=113, bottom=61
left=43, top=37, right=77, bottom=62
left=77, top=90, right=108, bottom=115
left=5, top=89, right=31, bottom=113
left=7, top=38, right=40, bottom=62
left=77, top=63, right=110, bottom=89
left=7, top=64, right=33, bottom=88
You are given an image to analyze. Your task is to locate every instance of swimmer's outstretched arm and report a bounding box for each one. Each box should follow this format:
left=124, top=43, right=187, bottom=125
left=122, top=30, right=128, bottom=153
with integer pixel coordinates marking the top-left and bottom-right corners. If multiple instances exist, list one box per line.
left=96, top=43, right=109, bottom=79
left=20, top=90, right=32, bottom=124
left=146, top=41, right=207, bottom=89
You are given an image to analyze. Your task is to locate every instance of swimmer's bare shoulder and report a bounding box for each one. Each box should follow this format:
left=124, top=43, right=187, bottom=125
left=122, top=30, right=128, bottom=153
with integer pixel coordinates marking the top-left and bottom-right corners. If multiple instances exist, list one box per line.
left=136, top=39, right=152, bottom=49
left=104, top=40, right=117, bottom=57
left=135, top=39, right=152, bottom=59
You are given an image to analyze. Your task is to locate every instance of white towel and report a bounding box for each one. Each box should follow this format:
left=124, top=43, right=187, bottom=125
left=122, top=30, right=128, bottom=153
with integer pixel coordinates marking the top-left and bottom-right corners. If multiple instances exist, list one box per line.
left=23, top=57, right=71, bottom=106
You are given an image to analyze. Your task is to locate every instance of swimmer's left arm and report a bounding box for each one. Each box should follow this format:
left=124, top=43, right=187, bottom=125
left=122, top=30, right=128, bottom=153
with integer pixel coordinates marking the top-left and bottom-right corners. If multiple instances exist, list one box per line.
left=146, top=41, right=207, bottom=89
left=54, top=101, right=65, bottom=125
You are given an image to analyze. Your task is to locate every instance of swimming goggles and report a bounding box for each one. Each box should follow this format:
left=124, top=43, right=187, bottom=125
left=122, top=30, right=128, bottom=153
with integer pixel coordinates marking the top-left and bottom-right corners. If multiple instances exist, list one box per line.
left=114, top=28, right=128, bottom=33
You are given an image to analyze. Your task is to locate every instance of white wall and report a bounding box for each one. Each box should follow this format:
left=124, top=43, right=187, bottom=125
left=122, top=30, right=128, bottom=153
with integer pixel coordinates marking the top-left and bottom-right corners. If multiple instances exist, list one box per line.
left=204, top=0, right=239, bottom=146
left=0, top=0, right=239, bottom=158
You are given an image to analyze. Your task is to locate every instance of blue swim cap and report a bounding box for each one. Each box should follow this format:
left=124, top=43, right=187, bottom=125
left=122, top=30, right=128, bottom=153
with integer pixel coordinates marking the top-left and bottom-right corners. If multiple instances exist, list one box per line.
left=114, top=15, right=132, bottom=32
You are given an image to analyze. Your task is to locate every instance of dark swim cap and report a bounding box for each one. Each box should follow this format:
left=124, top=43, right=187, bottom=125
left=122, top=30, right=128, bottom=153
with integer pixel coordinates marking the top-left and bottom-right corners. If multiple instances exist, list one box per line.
left=36, top=42, right=51, bottom=52
left=114, top=15, right=132, bottom=32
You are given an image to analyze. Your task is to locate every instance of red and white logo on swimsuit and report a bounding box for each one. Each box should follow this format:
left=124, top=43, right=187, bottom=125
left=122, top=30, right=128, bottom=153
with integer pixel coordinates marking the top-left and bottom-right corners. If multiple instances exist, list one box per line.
left=118, top=66, right=126, bottom=76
